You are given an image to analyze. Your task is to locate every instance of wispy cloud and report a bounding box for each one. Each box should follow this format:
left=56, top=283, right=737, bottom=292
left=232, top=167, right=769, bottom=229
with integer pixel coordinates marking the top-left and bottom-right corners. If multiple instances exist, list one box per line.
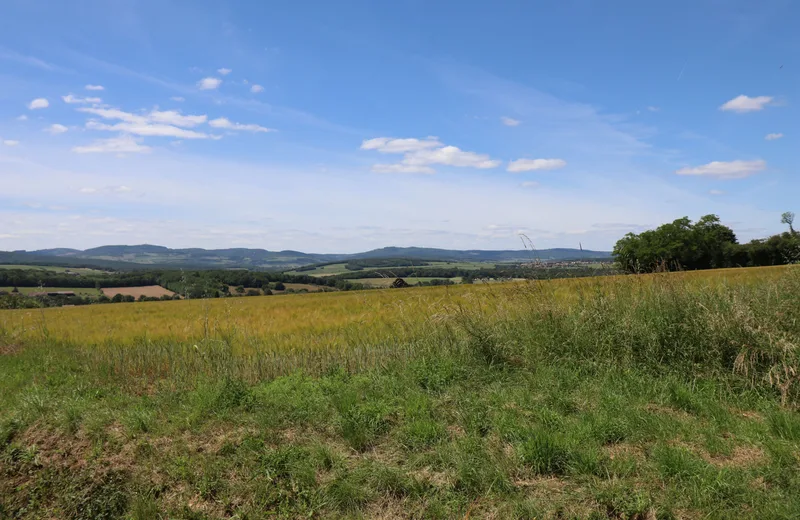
left=720, top=95, right=773, bottom=113
left=85, top=84, right=105, bottom=91
left=197, top=77, right=222, bottom=90
left=501, top=116, right=521, bottom=126
left=361, top=137, right=442, bottom=153
left=86, top=120, right=214, bottom=139
left=709, top=189, right=725, bottom=195
left=520, top=181, right=540, bottom=188
left=62, top=93, right=102, bottom=104
left=675, top=160, right=766, bottom=179
left=28, top=98, right=49, bottom=110
left=765, top=133, right=783, bottom=141
left=16, top=115, right=28, bottom=121
left=45, top=124, right=69, bottom=134
left=208, top=117, right=274, bottom=133
left=148, top=110, right=207, bottom=128
left=3, top=140, right=20, bottom=147
left=507, top=158, right=567, bottom=172
left=0, top=48, right=72, bottom=73
left=217, top=68, right=232, bottom=76
left=72, top=135, right=151, bottom=154
left=250, top=84, right=264, bottom=93
left=170, top=96, right=185, bottom=102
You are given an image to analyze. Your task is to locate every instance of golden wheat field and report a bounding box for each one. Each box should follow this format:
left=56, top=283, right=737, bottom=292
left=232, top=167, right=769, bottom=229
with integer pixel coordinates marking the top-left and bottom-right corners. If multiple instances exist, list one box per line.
left=0, top=266, right=788, bottom=355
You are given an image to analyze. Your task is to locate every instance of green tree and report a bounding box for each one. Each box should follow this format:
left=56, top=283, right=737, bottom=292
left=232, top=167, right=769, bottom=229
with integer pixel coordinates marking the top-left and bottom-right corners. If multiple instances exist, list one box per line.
left=781, top=211, right=795, bottom=234
left=274, top=282, right=286, bottom=291
left=612, top=215, right=737, bottom=273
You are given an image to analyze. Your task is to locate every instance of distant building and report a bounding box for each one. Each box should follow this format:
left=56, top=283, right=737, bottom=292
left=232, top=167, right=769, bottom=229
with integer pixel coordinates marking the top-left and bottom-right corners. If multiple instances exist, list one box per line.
left=390, top=278, right=410, bottom=288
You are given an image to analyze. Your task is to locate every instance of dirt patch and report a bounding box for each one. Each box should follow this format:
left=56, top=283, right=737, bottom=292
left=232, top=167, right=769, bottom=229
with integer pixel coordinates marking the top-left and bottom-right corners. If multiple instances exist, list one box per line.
left=605, top=443, right=646, bottom=462
left=707, top=445, right=766, bottom=468
left=101, top=285, right=175, bottom=298
left=0, top=343, right=23, bottom=356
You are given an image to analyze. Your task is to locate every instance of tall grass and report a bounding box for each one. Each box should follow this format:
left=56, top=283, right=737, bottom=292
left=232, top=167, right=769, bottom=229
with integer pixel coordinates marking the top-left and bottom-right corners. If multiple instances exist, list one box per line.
left=3, top=266, right=800, bottom=518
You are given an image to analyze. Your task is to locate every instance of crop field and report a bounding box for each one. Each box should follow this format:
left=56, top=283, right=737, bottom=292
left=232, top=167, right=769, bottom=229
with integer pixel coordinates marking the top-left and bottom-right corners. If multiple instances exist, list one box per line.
left=2, top=265, right=799, bottom=519
left=0, top=286, right=101, bottom=297
left=100, top=285, right=175, bottom=299
left=287, top=261, right=493, bottom=277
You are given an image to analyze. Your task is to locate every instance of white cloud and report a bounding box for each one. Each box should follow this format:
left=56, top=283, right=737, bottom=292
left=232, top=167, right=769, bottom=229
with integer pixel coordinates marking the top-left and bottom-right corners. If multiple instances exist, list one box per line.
left=170, top=96, right=185, bottom=102
left=403, top=146, right=500, bottom=169
left=208, top=117, right=274, bottom=133
left=507, top=158, right=567, bottom=172
left=709, top=189, right=725, bottom=195
left=675, top=160, right=766, bottom=179
left=79, top=187, right=98, bottom=193
left=62, top=93, right=102, bottom=104
left=85, top=85, right=105, bottom=91
left=250, top=84, right=264, bottom=93
left=371, top=163, right=435, bottom=174
left=115, top=185, right=132, bottom=193
left=148, top=110, right=207, bottom=128
left=521, top=181, right=540, bottom=188
left=765, top=133, right=783, bottom=141
left=719, top=95, right=773, bottom=113
left=501, top=116, right=521, bottom=126
left=78, top=106, right=148, bottom=124
left=361, top=136, right=499, bottom=172
left=3, top=140, right=20, bottom=146
left=647, top=106, right=660, bottom=112
left=28, top=98, right=49, bottom=110
left=72, top=135, right=151, bottom=154
left=217, top=68, right=232, bottom=76
left=361, top=137, right=442, bottom=153
left=16, top=115, right=28, bottom=121
left=197, top=77, right=222, bottom=90
left=78, top=107, right=212, bottom=137
left=45, top=123, right=68, bottom=134
left=86, top=120, right=213, bottom=139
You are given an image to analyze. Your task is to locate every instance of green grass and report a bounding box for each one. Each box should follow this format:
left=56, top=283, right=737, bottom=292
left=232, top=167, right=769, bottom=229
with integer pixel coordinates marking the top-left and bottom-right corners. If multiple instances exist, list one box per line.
left=0, top=286, right=101, bottom=296
left=1, top=267, right=800, bottom=518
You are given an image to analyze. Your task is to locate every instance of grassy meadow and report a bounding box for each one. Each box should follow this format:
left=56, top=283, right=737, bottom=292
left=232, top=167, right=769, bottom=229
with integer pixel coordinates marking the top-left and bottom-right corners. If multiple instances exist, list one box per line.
left=1, top=265, right=800, bottom=518
left=0, top=286, right=102, bottom=297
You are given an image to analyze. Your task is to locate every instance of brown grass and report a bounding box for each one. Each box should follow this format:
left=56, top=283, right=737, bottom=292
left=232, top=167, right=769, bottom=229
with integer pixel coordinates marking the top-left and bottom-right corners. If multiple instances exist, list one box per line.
left=101, top=285, right=175, bottom=298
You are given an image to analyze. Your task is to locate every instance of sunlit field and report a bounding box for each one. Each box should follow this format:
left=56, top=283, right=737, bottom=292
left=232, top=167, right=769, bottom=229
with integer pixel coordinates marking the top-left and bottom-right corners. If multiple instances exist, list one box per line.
left=3, top=265, right=799, bottom=519
left=1, top=265, right=787, bottom=351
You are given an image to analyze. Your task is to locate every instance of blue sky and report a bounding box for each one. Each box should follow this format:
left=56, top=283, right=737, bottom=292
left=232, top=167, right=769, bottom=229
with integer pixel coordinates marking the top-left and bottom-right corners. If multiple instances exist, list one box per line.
left=1, top=0, right=797, bottom=253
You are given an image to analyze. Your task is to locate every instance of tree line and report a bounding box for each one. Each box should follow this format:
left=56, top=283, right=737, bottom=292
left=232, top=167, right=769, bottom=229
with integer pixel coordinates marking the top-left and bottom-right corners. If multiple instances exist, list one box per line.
left=613, top=213, right=800, bottom=273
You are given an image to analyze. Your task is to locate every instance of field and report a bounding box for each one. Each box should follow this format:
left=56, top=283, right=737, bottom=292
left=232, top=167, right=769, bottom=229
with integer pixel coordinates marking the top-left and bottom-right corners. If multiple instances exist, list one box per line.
left=355, top=277, right=461, bottom=287
left=0, top=286, right=101, bottom=297
left=101, top=285, right=175, bottom=298
left=287, top=261, right=493, bottom=277
left=0, top=264, right=102, bottom=274
left=2, top=265, right=800, bottom=518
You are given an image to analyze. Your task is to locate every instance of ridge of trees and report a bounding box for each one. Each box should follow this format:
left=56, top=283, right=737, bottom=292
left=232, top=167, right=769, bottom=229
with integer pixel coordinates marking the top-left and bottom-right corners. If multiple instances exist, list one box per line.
left=613, top=213, right=799, bottom=273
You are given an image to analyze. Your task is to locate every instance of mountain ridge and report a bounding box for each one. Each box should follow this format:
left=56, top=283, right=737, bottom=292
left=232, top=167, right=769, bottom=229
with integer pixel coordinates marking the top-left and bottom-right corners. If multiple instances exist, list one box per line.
left=4, top=244, right=612, bottom=270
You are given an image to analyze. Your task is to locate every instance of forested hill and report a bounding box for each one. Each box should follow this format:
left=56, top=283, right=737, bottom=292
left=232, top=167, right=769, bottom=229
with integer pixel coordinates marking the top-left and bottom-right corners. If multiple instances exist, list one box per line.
left=2, top=244, right=611, bottom=270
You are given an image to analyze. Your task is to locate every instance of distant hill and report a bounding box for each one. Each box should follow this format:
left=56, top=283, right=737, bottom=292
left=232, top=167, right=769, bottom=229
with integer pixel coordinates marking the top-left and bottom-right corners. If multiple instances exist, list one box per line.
left=3, top=244, right=611, bottom=270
